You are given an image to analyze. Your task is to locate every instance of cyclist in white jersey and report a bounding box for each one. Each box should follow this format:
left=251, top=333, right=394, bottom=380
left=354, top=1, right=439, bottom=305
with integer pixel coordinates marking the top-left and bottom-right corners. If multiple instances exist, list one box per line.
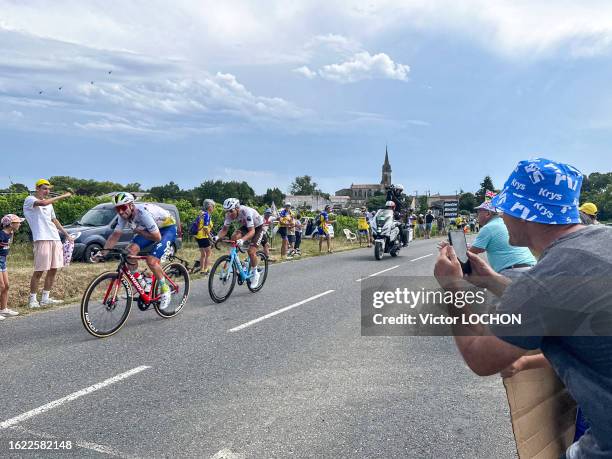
left=214, top=199, right=265, bottom=288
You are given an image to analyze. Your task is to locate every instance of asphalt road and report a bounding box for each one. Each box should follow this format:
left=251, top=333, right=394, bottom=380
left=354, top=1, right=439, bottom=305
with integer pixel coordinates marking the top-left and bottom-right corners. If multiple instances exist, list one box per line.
left=0, top=237, right=516, bottom=458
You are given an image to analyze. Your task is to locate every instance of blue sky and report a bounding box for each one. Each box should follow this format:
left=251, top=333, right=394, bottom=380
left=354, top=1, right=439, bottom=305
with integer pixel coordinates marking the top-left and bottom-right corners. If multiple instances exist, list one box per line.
left=1, top=1, right=611, bottom=195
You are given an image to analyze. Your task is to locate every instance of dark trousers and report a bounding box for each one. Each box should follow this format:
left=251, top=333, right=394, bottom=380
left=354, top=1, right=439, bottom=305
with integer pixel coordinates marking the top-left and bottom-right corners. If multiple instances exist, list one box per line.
left=295, top=232, right=302, bottom=250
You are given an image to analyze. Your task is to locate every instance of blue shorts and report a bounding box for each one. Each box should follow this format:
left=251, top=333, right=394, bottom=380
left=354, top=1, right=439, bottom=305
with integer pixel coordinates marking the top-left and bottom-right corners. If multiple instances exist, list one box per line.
left=0, top=255, right=6, bottom=272
left=132, top=225, right=177, bottom=260
left=277, top=227, right=288, bottom=240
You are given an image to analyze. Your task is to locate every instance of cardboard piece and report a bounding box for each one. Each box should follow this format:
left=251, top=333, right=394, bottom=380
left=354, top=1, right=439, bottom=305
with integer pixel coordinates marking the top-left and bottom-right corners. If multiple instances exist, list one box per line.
left=503, top=366, right=577, bottom=459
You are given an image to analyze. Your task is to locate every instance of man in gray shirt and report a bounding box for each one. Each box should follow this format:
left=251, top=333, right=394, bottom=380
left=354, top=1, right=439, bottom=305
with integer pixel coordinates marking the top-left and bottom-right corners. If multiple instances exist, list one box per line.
left=435, top=158, right=612, bottom=458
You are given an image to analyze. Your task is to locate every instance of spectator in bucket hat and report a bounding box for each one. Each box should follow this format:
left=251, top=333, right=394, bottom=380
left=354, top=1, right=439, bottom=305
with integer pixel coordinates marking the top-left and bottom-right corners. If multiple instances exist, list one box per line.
left=434, top=158, right=612, bottom=459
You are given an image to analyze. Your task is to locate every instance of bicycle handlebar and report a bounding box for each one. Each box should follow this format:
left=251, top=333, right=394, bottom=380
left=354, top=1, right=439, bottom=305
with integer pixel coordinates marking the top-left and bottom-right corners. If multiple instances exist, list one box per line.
left=90, top=247, right=133, bottom=263
left=213, top=239, right=247, bottom=253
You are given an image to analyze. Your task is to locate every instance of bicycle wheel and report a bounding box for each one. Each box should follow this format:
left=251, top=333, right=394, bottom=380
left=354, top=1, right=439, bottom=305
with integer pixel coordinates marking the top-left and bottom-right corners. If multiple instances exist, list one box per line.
left=208, top=255, right=237, bottom=303
left=154, top=262, right=190, bottom=318
left=81, top=272, right=132, bottom=338
left=247, top=251, right=269, bottom=293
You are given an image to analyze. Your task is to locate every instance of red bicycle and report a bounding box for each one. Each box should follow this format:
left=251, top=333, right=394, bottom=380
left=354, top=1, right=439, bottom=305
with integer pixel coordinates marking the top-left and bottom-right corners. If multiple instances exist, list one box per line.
left=80, top=248, right=190, bottom=338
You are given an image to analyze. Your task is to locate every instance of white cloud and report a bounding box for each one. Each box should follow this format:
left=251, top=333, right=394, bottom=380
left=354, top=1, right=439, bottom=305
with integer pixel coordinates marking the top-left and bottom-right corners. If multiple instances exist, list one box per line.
left=317, top=51, right=409, bottom=83
left=293, top=66, right=317, bottom=79
left=0, top=109, right=23, bottom=123
left=0, top=28, right=308, bottom=135
left=3, top=0, right=612, bottom=64
left=304, top=33, right=362, bottom=57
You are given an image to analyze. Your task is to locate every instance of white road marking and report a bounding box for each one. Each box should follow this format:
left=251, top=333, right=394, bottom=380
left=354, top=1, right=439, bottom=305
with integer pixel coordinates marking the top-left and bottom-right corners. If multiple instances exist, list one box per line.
left=355, top=265, right=400, bottom=282
left=211, top=448, right=245, bottom=459
left=0, top=366, right=151, bottom=430
left=228, top=290, right=336, bottom=332
left=410, top=254, right=434, bottom=262
left=10, top=425, right=138, bottom=458
left=355, top=254, right=434, bottom=282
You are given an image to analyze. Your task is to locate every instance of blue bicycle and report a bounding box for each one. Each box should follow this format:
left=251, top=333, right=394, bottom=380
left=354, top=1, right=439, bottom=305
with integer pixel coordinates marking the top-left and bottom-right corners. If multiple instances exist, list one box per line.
left=208, top=239, right=269, bottom=303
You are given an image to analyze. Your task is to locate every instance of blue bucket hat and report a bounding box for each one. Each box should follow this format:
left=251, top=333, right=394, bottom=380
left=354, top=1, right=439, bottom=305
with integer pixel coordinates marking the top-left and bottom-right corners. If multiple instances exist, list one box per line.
left=491, top=158, right=583, bottom=224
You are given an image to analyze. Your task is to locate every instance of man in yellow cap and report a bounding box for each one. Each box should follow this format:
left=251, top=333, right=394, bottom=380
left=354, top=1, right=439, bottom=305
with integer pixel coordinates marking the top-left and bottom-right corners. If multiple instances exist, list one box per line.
left=579, top=202, right=599, bottom=225
left=23, top=179, right=73, bottom=308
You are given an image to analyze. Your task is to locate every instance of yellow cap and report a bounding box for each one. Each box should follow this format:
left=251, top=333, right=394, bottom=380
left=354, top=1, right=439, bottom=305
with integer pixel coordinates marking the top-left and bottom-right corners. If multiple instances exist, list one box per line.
left=35, top=179, right=51, bottom=188
left=579, top=202, right=598, bottom=216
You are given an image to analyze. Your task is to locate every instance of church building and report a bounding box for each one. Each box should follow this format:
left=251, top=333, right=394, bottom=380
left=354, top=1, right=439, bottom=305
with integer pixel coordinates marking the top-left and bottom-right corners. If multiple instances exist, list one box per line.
left=335, top=147, right=393, bottom=206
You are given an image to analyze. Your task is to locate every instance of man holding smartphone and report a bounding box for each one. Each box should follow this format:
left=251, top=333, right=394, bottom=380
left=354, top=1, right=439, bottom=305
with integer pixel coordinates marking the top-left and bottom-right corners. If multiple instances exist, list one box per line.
left=434, top=158, right=612, bottom=459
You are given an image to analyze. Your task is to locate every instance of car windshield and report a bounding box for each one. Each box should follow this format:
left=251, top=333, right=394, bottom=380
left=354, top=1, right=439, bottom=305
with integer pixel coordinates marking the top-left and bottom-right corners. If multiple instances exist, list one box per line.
left=79, top=208, right=116, bottom=226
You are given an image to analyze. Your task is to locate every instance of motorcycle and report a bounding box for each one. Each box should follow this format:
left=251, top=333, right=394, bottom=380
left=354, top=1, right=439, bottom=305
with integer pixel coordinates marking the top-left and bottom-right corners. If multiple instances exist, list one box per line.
left=371, top=209, right=402, bottom=260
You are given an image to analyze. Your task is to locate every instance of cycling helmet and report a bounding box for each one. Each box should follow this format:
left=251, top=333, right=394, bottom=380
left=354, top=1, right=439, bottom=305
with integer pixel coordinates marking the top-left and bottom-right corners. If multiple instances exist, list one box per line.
left=284, top=202, right=292, bottom=207
left=265, top=208, right=272, bottom=214
left=113, top=192, right=135, bottom=207
left=385, top=201, right=396, bottom=208
left=223, top=198, right=240, bottom=211
left=394, top=184, right=404, bottom=192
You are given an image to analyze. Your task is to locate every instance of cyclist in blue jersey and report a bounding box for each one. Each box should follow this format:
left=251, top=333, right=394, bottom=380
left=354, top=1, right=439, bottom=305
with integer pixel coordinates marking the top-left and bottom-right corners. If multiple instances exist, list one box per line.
left=99, top=192, right=177, bottom=310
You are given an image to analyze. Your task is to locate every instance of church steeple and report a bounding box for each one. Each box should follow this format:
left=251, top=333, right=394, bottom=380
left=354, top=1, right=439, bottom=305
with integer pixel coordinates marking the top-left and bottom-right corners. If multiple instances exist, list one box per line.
left=381, top=145, right=392, bottom=187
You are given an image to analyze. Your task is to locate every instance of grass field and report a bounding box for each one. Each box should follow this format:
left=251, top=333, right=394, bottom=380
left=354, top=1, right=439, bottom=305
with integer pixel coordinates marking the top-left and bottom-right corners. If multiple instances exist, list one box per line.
left=2, top=236, right=368, bottom=314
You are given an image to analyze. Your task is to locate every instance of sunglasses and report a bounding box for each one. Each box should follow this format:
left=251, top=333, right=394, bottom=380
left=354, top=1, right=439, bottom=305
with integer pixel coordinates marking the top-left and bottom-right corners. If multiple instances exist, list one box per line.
left=116, top=204, right=130, bottom=212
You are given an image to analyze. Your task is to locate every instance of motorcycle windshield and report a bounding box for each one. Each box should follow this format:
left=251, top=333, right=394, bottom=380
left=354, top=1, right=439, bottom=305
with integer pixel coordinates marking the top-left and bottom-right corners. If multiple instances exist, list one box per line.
left=375, top=209, right=394, bottom=224
left=374, top=209, right=394, bottom=230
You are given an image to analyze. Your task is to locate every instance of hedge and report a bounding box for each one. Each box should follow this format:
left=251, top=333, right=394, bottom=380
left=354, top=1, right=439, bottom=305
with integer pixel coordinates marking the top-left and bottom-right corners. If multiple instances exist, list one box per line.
left=1, top=193, right=360, bottom=243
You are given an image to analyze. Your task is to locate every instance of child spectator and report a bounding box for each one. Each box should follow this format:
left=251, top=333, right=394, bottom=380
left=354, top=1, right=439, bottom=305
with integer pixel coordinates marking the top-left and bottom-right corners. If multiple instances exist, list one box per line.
left=0, top=214, right=25, bottom=319
left=293, top=213, right=303, bottom=256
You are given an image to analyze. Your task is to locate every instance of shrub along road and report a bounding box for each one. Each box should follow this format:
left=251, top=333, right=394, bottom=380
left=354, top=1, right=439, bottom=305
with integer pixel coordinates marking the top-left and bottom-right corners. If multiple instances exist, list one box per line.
left=0, top=237, right=516, bottom=458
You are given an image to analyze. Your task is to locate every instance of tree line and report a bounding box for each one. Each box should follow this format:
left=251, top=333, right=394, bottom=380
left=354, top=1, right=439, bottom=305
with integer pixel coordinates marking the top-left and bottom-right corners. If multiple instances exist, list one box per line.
left=2, top=172, right=610, bottom=220
left=1, top=175, right=332, bottom=210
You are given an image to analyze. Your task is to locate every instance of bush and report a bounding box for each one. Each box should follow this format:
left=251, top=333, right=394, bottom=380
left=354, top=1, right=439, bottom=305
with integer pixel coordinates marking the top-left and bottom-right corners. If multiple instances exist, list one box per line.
left=1, top=192, right=361, bottom=244
left=333, top=214, right=358, bottom=234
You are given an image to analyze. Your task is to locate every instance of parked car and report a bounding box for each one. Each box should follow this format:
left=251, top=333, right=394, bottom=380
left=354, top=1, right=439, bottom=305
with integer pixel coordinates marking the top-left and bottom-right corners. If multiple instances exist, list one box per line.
left=65, top=202, right=182, bottom=262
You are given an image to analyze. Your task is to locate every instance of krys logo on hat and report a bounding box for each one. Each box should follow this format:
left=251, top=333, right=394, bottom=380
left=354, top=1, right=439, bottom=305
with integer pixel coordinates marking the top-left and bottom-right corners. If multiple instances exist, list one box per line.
left=491, top=158, right=583, bottom=225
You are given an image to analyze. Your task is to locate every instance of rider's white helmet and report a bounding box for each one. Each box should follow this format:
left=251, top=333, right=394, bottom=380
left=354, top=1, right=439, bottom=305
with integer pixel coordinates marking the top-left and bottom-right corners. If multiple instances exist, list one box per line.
left=223, top=198, right=240, bottom=211
left=394, top=184, right=404, bottom=192
left=112, top=192, right=135, bottom=207
left=386, top=201, right=396, bottom=208
left=284, top=201, right=292, bottom=207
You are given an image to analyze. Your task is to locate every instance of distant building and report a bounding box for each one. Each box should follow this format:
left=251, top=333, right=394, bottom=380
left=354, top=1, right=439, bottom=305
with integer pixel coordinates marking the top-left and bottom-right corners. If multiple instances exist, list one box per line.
left=285, top=194, right=351, bottom=212
left=427, top=194, right=460, bottom=217
left=335, top=147, right=394, bottom=207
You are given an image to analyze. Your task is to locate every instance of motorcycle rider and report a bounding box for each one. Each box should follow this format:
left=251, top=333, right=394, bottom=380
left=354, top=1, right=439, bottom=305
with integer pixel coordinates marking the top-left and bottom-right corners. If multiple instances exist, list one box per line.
left=375, top=201, right=401, bottom=255
left=385, top=184, right=409, bottom=246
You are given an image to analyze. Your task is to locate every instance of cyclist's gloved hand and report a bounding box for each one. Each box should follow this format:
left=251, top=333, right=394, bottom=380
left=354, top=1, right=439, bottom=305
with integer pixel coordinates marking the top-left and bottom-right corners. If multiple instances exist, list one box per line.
left=236, top=239, right=244, bottom=248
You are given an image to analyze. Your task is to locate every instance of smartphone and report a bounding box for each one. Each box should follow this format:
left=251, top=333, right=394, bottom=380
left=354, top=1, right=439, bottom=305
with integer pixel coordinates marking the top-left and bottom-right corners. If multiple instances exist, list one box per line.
left=448, top=230, right=472, bottom=274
